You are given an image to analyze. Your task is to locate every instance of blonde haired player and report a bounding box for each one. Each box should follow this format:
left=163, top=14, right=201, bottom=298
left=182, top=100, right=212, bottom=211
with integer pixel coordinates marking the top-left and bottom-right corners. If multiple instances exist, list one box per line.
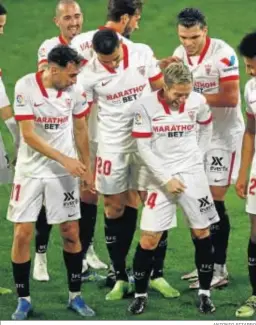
left=129, top=62, right=217, bottom=314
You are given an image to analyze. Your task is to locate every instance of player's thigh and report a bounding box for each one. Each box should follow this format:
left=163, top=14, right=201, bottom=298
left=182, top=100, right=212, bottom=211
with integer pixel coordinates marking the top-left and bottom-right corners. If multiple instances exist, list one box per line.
left=44, top=175, right=80, bottom=225
left=95, top=151, right=130, bottom=195
left=140, top=188, right=177, bottom=232
left=205, top=148, right=236, bottom=188
left=176, top=171, right=219, bottom=229
left=7, top=176, right=44, bottom=223
left=126, top=190, right=141, bottom=209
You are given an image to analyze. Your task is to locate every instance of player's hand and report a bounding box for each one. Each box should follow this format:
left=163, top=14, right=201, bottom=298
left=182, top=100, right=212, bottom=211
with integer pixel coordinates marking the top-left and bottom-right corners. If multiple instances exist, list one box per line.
left=81, top=168, right=96, bottom=193
left=165, top=178, right=186, bottom=194
left=235, top=174, right=247, bottom=199
left=62, top=157, right=87, bottom=178
left=158, top=56, right=181, bottom=70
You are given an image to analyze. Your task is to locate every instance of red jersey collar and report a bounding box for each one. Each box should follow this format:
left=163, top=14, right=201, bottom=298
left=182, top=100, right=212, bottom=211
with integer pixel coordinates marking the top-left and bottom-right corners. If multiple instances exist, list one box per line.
left=157, top=90, right=185, bottom=114
left=100, top=43, right=129, bottom=74
left=58, top=35, right=68, bottom=45
left=98, top=25, right=119, bottom=33
left=35, top=71, right=62, bottom=98
left=186, top=36, right=211, bottom=66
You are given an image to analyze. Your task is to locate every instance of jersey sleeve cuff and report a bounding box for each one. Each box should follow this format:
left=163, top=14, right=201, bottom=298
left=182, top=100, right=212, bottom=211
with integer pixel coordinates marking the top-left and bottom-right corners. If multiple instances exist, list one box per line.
left=132, top=131, right=152, bottom=138
left=149, top=72, right=163, bottom=82
left=38, top=59, right=48, bottom=66
left=219, top=75, right=239, bottom=82
left=15, top=114, right=35, bottom=121
left=197, top=115, right=213, bottom=125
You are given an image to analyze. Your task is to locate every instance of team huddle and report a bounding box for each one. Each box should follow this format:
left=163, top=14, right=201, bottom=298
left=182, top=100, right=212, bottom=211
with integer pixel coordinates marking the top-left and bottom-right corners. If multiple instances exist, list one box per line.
left=1, top=0, right=256, bottom=320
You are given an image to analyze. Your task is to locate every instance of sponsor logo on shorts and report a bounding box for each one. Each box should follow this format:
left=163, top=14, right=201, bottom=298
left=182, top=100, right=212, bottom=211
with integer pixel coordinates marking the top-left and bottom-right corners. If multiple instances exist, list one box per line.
left=198, top=195, right=214, bottom=214
left=63, top=191, right=79, bottom=208
left=210, top=156, right=228, bottom=173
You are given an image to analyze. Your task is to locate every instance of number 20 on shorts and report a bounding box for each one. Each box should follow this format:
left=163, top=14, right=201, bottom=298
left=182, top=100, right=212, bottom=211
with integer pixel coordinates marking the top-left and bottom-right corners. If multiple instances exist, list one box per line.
left=249, top=178, right=256, bottom=195
left=96, top=157, right=112, bottom=176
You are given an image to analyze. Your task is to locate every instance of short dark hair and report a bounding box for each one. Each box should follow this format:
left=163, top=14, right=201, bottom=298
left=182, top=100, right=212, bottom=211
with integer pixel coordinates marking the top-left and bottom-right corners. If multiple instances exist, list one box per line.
left=238, top=32, right=256, bottom=59
left=92, top=29, right=120, bottom=55
left=107, top=0, right=143, bottom=22
left=48, top=45, right=83, bottom=67
left=0, top=3, right=7, bottom=15
left=177, top=8, right=206, bottom=29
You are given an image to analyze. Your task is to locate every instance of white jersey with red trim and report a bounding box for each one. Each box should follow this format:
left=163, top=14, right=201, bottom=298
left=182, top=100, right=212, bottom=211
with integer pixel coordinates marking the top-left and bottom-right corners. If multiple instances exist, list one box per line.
left=78, top=43, right=162, bottom=153
left=0, top=70, right=10, bottom=110
left=245, top=77, right=256, bottom=173
left=13, top=71, right=88, bottom=178
left=37, top=35, right=67, bottom=66
left=71, top=27, right=134, bottom=61
left=132, top=90, right=212, bottom=184
left=173, top=37, right=244, bottom=150
left=71, top=28, right=154, bottom=144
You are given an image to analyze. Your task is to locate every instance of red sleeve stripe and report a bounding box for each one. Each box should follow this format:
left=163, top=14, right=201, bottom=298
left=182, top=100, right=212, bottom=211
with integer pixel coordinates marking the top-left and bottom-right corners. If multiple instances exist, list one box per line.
left=197, top=115, right=213, bottom=125
left=15, top=115, right=35, bottom=121
left=219, top=75, right=239, bottom=82
left=81, top=59, right=88, bottom=66
left=149, top=72, right=163, bottom=82
left=247, top=112, right=255, bottom=119
left=38, top=59, right=48, bottom=66
left=73, top=107, right=90, bottom=118
left=132, top=131, right=152, bottom=138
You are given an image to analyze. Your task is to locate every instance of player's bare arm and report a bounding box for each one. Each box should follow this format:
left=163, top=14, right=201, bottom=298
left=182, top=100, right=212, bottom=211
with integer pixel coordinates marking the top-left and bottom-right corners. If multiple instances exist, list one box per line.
left=203, top=79, right=239, bottom=107
left=19, top=119, right=86, bottom=178
left=236, top=117, right=255, bottom=199
left=73, top=115, right=93, bottom=187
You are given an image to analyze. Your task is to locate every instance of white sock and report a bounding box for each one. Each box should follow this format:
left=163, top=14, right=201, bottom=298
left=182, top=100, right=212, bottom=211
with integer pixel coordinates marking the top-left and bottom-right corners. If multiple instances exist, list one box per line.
left=19, top=296, right=31, bottom=303
left=135, top=293, right=148, bottom=298
left=214, top=263, right=224, bottom=276
left=69, top=291, right=81, bottom=301
left=198, top=289, right=210, bottom=297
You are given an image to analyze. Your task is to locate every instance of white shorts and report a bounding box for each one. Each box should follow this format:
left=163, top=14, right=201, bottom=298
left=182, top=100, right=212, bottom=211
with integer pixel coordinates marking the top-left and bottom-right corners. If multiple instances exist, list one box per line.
left=95, top=150, right=140, bottom=195
left=205, top=148, right=236, bottom=186
left=246, top=173, right=256, bottom=215
left=140, top=189, right=177, bottom=231
left=0, top=134, right=13, bottom=184
left=140, top=171, right=219, bottom=232
left=7, top=175, right=80, bottom=224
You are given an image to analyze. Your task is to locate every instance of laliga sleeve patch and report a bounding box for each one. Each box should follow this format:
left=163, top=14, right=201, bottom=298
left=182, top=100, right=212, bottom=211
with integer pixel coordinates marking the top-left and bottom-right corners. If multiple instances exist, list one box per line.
left=134, top=112, right=143, bottom=125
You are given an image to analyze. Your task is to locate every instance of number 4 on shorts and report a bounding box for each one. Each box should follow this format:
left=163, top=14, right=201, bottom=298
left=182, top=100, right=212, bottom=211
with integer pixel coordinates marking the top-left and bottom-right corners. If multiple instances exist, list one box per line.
left=146, top=192, right=158, bottom=209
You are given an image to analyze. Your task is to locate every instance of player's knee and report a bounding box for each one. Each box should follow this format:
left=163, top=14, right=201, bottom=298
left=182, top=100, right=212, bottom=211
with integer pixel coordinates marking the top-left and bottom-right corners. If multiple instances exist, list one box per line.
left=211, top=185, right=228, bottom=201
left=191, top=228, right=210, bottom=240
left=14, top=224, right=33, bottom=246
left=104, top=197, right=125, bottom=219
left=140, top=231, right=161, bottom=250
left=61, top=222, right=79, bottom=244
left=80, top=190, right=98, bottom=205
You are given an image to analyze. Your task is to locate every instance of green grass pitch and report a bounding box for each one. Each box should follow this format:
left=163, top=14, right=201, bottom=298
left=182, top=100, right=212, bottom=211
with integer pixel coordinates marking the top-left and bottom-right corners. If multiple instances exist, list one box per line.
left=0, top=0, right=255, bottom=320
